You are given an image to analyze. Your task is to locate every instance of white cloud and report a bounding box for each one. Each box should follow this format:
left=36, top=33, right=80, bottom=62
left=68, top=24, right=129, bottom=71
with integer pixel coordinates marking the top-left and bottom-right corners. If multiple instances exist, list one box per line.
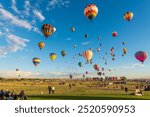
left=0, top=8, right=32, bottom=30
left=132, top=63, right=144, bottom=67
left=0, top=33, right=29, bottom=56
left=81, top=41, right=90, bottom=45
left=46, top=0, right=70, bottom=10
left=0, top=3, right=3, bottom=8
left=24, top=0, right=30, bottom=16
left=66, top=37, right=71, bottom=41
left=33, top=9, right=45, bottom=21
left=11, top=0, right=19, bottom=13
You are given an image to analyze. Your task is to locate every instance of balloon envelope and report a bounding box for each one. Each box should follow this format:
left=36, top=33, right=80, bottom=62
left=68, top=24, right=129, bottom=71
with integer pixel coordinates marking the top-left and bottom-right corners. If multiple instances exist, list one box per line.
left=135, top=51, right=147, bottom=63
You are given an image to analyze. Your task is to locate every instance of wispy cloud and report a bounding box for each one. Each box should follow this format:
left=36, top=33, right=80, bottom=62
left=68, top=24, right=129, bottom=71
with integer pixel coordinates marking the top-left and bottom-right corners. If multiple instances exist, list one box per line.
left=132, top=63, right=144, bottom=67
left=0, top=8, right=32, bottom=30
left=33, top=9, right=45, bottom=21
left=81, top=41, right=90, bottom=45
left=46, top=0, right=70, bottom=10
left=66, top=37, right=72, bottom=41
left=0, top=3, right=3, bottom=8
left=11, top=0, right=20, bottom=14
left=24, top=0, right=31, bottom=16
left=0, top=33, right=29, bottom=56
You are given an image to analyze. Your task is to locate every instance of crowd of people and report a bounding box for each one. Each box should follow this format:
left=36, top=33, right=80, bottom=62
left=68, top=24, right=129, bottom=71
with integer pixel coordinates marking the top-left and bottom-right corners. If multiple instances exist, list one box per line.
left=0, top=90, right=27, bottom=100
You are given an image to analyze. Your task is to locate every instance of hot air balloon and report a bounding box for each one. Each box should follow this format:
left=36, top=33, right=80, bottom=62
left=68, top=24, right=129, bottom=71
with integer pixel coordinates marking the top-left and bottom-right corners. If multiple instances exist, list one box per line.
left=124, top=11, right=133, bottom=21
left=98, top=36, right=100, bottom=40
left=84, top=4, right=98, bottom=21
left=102, top=68, right=104, bottom=71
left=97, top=72, right=102, bottom=76
left=79, top=52, right=82, bottom=56
left=93, top=64, right=100, bottom=71
left=78, top=62, right=83, bottom=67
left=85, top=71, right=88, bottom=74
left=38, top=42, right=45, bottom=50
left=61, top=50, right=67, bottom=57
left=41, top=24, right=56, bottom=39
left=112, top=32, right=117, bottom=37
left=99, top=43, right=102, bottom=47
left=97, top=48, right=100, bottom=52
left=50, top=53, right=57, bottom=61
left=123, top=48, right=127, bottom=54
left=85, top=34, right=88, bottom=38
left=135, top=51, right=147, bottom=64
left=16, top=68, right=19, bottom=72
left=112, top=58, right=115, bottom=61
left=83, top=74, right=85, bottom=78
left=122, top=42, right=126, bottom=45
left=71, top=27, right=75, bottom=32
left=73, top=44, right=77, bottom=48
left=83, top=50, right=93, bottom=62
left=32, top=57, right=40, bottom=67
left=70, top=75, right=73, bottom=79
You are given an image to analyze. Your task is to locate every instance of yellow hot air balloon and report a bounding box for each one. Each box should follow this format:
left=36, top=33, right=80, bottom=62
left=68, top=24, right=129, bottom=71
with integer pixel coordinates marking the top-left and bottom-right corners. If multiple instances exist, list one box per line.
left=84, top=4, right=98, bottom=21
left=83, top=50, right=93, bottom=62
left=123, top=48, right=127, bottom=54
left=50, top=53, right=57, bottom=61
left=38, top=42, right=45, bottom=50
left=124, top=11, right=133, bottom=21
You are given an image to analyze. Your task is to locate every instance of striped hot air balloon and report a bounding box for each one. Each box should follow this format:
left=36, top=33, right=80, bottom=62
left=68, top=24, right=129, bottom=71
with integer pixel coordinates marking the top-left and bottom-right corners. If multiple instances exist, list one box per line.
left=84, top=4, right=98, bottom=21
left=32, top=57, right=41, bottom=67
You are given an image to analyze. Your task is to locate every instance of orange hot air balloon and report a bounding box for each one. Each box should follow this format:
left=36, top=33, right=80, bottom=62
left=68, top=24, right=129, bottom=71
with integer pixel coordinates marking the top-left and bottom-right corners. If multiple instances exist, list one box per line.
left=123, top=48, right=127, bottom=54
left=38, top=42, right=45, bottom=50
left=83, top=50, right=93, bottom=62
left=84, top=4, right=98, bottom=21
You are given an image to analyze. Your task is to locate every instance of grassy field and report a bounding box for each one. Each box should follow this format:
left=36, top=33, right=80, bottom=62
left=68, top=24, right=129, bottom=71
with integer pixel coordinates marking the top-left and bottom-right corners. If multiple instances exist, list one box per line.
left=0, top=79, right=150, bottom=100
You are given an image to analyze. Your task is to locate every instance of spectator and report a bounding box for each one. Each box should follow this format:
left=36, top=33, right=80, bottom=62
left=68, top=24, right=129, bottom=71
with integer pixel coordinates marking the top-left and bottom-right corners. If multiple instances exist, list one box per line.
left=125, top=87, right=128, bottom=95
left=52, top=87, right=55, bottom=94
left=48, top=86, right=52, bottom=94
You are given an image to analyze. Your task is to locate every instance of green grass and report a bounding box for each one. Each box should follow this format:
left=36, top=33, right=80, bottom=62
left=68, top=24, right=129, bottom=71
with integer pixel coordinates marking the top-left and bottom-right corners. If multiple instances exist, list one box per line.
left=1, top=79, right=150, bottom=100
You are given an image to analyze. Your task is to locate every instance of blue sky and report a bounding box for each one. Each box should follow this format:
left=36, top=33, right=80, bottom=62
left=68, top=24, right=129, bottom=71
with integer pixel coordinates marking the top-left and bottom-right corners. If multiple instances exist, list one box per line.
left=0, top=0, right=150, bottom=78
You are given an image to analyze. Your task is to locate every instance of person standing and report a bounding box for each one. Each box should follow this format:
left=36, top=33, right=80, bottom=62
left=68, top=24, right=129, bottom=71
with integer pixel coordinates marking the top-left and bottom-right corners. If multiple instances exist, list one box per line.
left=69, top=83, right=72, bottom=90
left=48, top=86, right=52, bottom=94
left=52, top=87, right=55, bottom=94
left=125, top=87, right=128, bottom=95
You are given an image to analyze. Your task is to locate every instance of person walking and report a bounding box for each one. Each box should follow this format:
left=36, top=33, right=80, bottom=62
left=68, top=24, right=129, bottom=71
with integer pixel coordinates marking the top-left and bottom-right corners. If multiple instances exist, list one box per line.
left=125, top=87, right=128, bottom=95
left=69, top=83, right=72, bottom=90
left=48, top=86, right=52, bottom=94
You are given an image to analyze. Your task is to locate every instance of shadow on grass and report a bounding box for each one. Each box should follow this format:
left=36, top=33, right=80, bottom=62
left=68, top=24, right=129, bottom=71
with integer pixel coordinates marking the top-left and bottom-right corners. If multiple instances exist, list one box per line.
left=28, top=95, right=150, bottom=100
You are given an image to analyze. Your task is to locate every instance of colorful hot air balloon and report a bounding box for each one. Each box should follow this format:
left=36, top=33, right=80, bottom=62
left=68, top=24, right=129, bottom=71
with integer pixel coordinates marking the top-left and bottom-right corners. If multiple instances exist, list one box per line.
left=93, top=64, right=100, bottom=71
left=84, top=4, right=98, bottom=21
left=41, top=24, right=56, bottom=39
left=50, top=53, right=57, bottom=61
left=123, top=48, right=127, bottom=54
left=61, top=50, right=67, bottom=57
left=98, top=36, right=100, bottom=40
left=112, top=32, right=117, bottom=37
left=135, top=51, right=147, bottom=64
left=71, top=27, right=75, bottom=32
left=32, top=57, right=40, bottom=67
left=83, top=50, right=93, bottom=62
left=78, top=62, right=83, bottom=67
left=85, top=71, right=88, bottom=74
left=124, top=11, right=133, bottom=21
left=38, top=42, right=45, bottom=50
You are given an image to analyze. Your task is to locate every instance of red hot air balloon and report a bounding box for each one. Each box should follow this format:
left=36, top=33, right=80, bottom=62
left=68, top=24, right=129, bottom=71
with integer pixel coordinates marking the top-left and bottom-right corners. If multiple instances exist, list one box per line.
left=93, top=64, right=100, bottom=71
left=86, top=71, right=88, bottom=74
left=112, top=32, right=117, bottom=37
left=135, top=51, right=148, bottom=64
